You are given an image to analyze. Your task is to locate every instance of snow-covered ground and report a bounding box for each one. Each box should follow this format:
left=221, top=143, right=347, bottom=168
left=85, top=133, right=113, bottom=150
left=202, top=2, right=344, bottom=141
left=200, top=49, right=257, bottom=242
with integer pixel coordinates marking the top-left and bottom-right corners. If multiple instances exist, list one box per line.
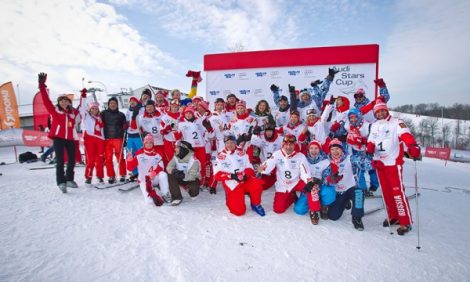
left=1, top=147, right=470, bottom=281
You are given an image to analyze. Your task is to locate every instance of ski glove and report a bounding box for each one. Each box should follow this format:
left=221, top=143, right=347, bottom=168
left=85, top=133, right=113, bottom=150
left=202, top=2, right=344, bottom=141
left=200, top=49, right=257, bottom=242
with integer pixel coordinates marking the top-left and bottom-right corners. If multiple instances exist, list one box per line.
left=310, top=80, right=322, bottom=87
left=327, top=172, right=343, bottom=184
left=288, top=84, right=296, bottom=95
left=408, top=145, right=421, bottom=160
left=202, top=119, right=213, bottom=132
left=38, top=72, right=47, bottom=87
left=231, top=172, right=246, bottom=182
left=327, top=68, right=339, bottom=81
left=173, top=170, right=185, bottom=180
left=80, top=88, right=87, bottom=98
left=270, top=84, right=279, bottom=92
left=374, top=78, right=386, bottom=88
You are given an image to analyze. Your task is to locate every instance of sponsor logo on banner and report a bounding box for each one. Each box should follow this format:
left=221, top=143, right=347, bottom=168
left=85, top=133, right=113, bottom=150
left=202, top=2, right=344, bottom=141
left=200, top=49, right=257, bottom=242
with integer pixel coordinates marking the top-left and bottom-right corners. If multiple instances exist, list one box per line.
left=303, top=69, right=315, bottom=78
left=239, top=89, right=250, bottom=95
left=255, top=72, right=267, bottom=77
left=0, top=82, right=21, bottom=129
left=288, top=70, right=300, bottom=76
left=270, top=71, right=281, bottom=79
left=253, top=89, right=263, bottom=96
left=224, top=73, right=235, bottom=79
left=209, top=90, right=220, bottom=96
left=238, top=73, right=248, bottom=80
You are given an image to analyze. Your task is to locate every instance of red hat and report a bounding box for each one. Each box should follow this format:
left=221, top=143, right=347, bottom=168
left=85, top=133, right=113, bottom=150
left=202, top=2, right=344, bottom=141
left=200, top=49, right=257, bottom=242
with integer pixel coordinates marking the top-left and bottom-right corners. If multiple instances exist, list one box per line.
left=155, top=90, right=168, bottom=98
left=183, top=106, right=195, bottom=116
left=373, top=100, right=388, bottom=114
left=236, top=100, right=246, bottom=109
left=143, top=134, right=154, bottom=144
left=192, top=96, right=203, bottom=103
left=129, top=96, right=139, bottom=104
left=329, top=138, right=343, bottom=150
left=308, top=140, right=322, bottom=149
left=199, top=101, right=210, bottom=111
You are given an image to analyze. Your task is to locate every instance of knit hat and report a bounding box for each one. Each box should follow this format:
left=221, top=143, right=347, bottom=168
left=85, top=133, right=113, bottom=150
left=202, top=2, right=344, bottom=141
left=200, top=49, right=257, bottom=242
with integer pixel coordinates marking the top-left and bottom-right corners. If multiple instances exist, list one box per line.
left=176, top=140, right=194, bottom=152
left=329, top=138, right=343, bottom=150
left=224, top=134, right=237, bottom=143
left=129, top=96, right=139, bottom=104
left=192, top=96, right=203, bottom=103
left=306, top=109, right=316, bottom=116
left=108, top=97, right=119, bottom=106
left=236, top=100, right=246, bottom=109
left=143, top=134, right=154, bottom=144
left=155, top=90, right=168, bottom=98
left=199, top=101, right=210, bottom=111
left=142, top=89, right=152, bottom=96
left=183, top=106, right=195, bottom=116
left=373, top=100, right=388, bottom=114
left=308, top=140, right=322, bottom=149
left=279, top=95, right=288, bottom=102
left=354, top=88, right=365, bottom=98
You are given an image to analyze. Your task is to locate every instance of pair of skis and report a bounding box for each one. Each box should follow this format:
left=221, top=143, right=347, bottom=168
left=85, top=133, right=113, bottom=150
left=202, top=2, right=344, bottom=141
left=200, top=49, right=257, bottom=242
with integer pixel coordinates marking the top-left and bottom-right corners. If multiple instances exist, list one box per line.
left=93, top=180, right=139, bottom=192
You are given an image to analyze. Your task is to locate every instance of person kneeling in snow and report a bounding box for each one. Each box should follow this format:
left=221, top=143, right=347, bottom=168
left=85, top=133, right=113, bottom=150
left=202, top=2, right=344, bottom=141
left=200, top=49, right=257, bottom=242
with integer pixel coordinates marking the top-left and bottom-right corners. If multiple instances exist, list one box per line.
left=321, top=139, right=365, bottom=231
left=257, top=134, right=321, bottom=224
left=214, top=135, right=266, bottom=216
left=166, top=141, right=201, bottom=206
left=126, top=135, right=170, bottom=206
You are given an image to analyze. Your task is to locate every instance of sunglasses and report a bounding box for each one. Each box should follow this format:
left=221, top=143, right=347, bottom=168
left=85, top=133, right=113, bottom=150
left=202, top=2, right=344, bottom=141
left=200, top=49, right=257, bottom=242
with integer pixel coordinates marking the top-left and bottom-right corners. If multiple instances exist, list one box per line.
left=354, top=93, right=364, bottom=99
left=283, top=137, right=296, bottom=143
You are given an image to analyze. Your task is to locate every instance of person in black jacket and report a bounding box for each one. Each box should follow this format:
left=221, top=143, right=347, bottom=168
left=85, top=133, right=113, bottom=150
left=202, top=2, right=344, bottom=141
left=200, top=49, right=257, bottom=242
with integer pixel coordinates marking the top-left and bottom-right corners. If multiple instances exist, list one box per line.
left=101, top=97, right=128, bottom=184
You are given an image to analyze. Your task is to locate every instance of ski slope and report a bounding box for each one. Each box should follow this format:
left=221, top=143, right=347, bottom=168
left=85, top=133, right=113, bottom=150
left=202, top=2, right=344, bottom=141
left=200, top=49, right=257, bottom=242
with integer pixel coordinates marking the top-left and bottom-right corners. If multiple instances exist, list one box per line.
left=0, top=148, right=469, bottom=281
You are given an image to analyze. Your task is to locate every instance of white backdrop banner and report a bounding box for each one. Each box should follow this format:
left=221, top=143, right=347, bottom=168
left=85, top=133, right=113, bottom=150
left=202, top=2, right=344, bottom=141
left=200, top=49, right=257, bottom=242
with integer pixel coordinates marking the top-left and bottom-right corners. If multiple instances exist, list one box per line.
left=204, top=44, right=379, bottom=109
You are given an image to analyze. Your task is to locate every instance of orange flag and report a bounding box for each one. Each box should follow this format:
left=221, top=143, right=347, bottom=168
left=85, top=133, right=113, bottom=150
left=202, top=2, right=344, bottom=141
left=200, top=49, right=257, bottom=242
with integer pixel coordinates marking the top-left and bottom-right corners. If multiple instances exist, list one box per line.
left=0, top=82, right=21, bottom=129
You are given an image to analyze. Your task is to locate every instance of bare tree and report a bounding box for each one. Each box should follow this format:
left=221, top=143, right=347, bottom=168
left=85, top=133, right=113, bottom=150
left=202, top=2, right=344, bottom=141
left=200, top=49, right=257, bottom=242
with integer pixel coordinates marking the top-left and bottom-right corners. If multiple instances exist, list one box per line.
left=418, top=119, right=429, bottom=146
left=426, top=118, right=439, bottom=147
left=401, top=117, right=417, bottom=136
left=442, top=123, right=451, bottom=147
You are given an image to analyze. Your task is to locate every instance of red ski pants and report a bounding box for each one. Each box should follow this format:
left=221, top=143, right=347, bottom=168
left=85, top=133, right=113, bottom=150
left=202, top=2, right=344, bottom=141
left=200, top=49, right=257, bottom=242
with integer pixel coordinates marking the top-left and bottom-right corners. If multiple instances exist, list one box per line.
left=261, top=172, right=276, bottom=190
left=84, top=134, right=105, bottom=179
left=104, top=138, right=126, bottom=178
left=223, top=177, right=264, bottom=216
left=376, top=164, right=413, bottom=226
left=162, top=139, right=175, bottom=168
left=193, top=147, right=207, bottom=185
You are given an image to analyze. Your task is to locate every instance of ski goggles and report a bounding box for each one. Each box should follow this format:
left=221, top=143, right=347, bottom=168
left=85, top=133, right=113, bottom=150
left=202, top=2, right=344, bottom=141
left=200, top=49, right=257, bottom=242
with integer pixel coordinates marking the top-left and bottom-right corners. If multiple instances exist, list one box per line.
left=283, top=135, right=296, bottom=144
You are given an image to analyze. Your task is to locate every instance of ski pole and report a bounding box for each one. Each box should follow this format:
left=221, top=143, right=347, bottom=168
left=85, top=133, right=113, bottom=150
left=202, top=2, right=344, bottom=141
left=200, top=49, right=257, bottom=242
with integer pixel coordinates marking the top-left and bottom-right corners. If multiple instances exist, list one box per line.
left=380, top=188, right=394, bottom=235
left=414, top=160, right=421, bottom=250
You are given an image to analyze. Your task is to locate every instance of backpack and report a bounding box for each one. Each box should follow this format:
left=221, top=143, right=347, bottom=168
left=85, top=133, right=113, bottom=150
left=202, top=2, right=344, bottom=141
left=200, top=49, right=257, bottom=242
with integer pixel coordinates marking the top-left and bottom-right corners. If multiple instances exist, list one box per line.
left=19, top=151, right=39, bottom=163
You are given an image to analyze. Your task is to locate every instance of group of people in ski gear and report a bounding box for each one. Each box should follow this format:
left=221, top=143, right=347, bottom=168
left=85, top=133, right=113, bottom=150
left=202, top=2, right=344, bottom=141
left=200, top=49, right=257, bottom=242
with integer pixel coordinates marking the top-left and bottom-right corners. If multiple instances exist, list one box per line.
left=37, top=68, right=421, bottom=235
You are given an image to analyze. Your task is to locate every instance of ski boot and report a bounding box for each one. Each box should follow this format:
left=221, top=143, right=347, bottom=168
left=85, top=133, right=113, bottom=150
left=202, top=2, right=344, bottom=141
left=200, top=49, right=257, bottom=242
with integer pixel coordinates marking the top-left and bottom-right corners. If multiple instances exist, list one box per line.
left=119, top=176, right=126, bottom=183
left=163, top=192, right=172, bottom=203
left=309, top=211, right=320, bottom=225
left=397, top=225, right=412, bottom=236
left=66, top=181, right=78, bottom=188
left=345, top=199, right=352, bottom=210
left=108, top=177, right=116, bottom=184
left=251, top=204, right=266, bottom=217
left=365, top=189, right=375, bottom=198
left=171, top=199, right=182, bottom=206
left=209, top=187, right=216, bottom=194
left=352, top=217, right=364, bottom=231
left=58, top=183, right=67, bottom=193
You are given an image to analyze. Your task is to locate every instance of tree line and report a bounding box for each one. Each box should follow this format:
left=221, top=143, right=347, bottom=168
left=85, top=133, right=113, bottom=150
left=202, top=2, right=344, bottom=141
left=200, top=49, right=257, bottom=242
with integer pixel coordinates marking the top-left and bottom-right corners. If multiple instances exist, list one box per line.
left=391, top=103, right=470, bottom=120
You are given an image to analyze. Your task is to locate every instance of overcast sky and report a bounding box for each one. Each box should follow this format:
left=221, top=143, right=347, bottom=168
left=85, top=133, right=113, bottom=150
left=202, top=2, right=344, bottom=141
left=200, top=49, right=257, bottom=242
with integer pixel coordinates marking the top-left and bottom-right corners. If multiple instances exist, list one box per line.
left=1, top=0, right=469, bottom=110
